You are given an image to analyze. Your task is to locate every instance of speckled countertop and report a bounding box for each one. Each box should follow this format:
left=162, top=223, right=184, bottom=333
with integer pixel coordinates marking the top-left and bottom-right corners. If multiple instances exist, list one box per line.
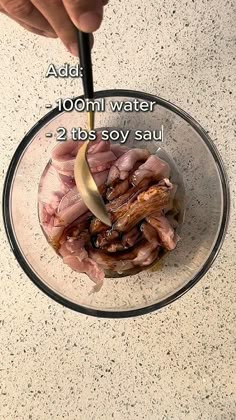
left=0, top=1, right=235, bottom=419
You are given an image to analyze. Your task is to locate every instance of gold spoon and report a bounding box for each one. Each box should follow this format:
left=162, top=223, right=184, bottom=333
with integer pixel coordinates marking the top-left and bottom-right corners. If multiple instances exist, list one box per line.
left=74, top=31, right=111, bottom=227
left=74, top=111, right=111, bottom=226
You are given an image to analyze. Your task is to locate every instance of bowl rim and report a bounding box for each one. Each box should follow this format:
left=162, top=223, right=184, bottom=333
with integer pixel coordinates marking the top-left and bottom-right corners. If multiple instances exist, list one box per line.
left=2, top=89, right=230, bottom=318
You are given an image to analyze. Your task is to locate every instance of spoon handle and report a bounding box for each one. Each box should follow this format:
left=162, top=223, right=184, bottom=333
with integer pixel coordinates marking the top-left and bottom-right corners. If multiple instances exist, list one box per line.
left=77, top=30, right=94, bottom=100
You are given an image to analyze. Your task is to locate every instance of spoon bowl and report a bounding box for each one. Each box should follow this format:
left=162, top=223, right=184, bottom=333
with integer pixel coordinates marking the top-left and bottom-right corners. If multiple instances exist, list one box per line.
left=74, top=138, right=112, bottom=226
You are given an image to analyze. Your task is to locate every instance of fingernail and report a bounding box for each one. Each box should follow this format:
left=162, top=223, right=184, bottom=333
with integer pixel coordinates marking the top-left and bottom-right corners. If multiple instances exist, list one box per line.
left=68, top=43, right=79, bottom=56
left=78, top=12, right=102, bottom=33
left=44, top=32, right=58, bottom=38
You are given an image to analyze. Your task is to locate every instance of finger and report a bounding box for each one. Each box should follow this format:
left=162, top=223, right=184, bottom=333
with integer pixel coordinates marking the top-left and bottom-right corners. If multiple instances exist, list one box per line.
left=31, top=0, right=78, bottom=55
left=16, top=20, right=56, bottom=36
left=63, top=0, right=104, bottom=33
left=0, top=7, right=57, bottom=37
left=2, top=0, right=55, bottom=35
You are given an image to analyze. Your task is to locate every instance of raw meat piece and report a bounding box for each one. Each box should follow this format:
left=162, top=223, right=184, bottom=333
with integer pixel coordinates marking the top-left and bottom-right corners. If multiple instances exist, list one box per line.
left=39, top=202, right=65, bottom=246
left=88, top=133, right=110, bottom=154
left=133, top=242, right=159, bottom=266
left=60, top=238, right=88, bottom=259
left=54, top=200, right=88, bottom=227
left=58, top=170, right=108, bottom=214
left=58, top=173, right=76, bottom=190
left=141, top=250, right=159, bottom=267
left=141, top=222, right=159, bottom=244
left=57, top=186, right=80, bottom=213
left=51, top=133, right=113, bottom=175
left=50, top=192, right=65, bottom=211
left=106, top=166, right=119, bottom=186
left=59, top=238, right=104, bottom=286
left=88, top=151, right=116, bottom=173
left=64, top=256, right=104, bottom=289
left=110, top=144, right=129, bottom=158
left=116, top=149, right=150, bottom=172
left=55, top=170, right=109, bottom=226
left=107, top=148, right=150, bottom=185
left=146, top=214, right=180, bottom=250
left=131, top=155, right=170, bottom=186
left=51, top=140, right=82, bottom=174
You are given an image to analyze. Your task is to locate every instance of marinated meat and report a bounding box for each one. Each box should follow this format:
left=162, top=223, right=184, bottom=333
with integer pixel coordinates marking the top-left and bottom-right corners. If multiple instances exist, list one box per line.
left=114, top=182, right=173, bottom=232
left=102, top=227, right=141, bottom=252
left=107, top=178, right=150, bottom=212
left=39, top=137, right=181, bottom=288
left=104, top=241, right=126, bottom=253
left=95, top=230, right=119, bottom=248
left=106, top=179, right=130, bottom=201
left=89, top=239, right=159, bottom=272
left=91, top=181, right=173, bottom=235
left=88, top=240, right=147, bottom=271
left=122, top=227, right=140, bottom=248
left=59, top=216, right=91, bottom=245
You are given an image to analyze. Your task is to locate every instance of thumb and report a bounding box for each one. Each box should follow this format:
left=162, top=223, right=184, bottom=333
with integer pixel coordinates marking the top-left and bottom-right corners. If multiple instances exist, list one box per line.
left=62, top=0, right=104, bottom=33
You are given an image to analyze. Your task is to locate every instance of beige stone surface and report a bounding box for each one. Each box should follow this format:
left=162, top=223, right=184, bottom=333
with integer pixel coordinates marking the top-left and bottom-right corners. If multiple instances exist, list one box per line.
left=0, top=0, right=235, bottom=419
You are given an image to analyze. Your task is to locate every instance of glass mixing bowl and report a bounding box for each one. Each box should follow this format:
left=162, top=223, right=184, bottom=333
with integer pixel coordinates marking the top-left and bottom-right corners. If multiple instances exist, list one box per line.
left=2, top=90, right=230, bottom=318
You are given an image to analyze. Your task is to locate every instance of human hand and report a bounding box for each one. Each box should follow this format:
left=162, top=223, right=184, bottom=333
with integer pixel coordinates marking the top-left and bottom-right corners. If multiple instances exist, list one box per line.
left=0, top=0, right=108, bottom=55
